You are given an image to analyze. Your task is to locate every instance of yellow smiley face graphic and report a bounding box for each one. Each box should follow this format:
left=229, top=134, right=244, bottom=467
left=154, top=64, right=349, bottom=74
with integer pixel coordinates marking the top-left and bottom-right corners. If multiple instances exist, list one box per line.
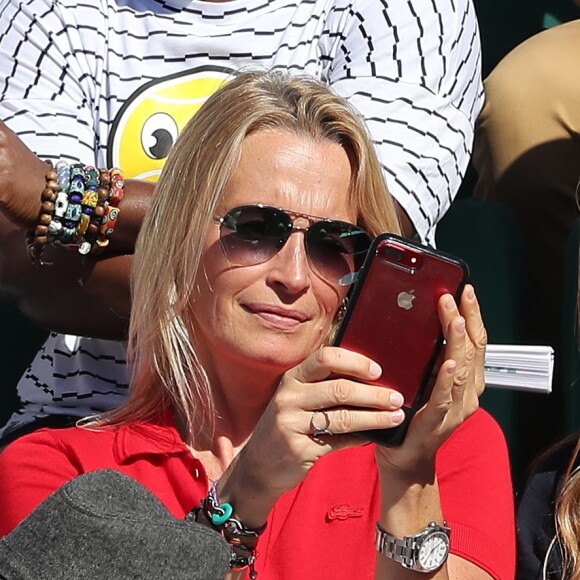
left=107, top=67, right=235, bottom=181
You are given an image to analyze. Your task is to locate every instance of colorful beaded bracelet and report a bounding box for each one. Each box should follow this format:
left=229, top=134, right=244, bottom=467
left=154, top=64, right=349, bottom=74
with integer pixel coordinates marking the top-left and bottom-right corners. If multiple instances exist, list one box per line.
left=76, top=166, right=99, bottom=254
left=48, top=160, right=70, bottom=240
left=27, top=162, right=125, bottom=262
left=94, top=167, right=124, bottom=252
left=84, top=168, right=111, bottom=254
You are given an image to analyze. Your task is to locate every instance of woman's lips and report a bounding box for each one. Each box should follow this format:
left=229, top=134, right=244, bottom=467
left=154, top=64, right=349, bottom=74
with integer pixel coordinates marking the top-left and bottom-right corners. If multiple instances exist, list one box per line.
left=243, top=303, right=310, bottom=329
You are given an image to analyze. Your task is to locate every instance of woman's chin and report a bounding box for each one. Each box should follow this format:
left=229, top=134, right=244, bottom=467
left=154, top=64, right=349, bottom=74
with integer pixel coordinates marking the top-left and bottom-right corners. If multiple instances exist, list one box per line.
left=232, top=339, right=317, bottom=372
left=204, top=329, right=326, bottom=374
left=248, top=347, right=309, bottom=370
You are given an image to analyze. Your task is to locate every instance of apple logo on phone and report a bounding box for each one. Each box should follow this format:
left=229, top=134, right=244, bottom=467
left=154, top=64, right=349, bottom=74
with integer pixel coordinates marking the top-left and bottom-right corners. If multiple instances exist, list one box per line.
left=397, top=290, right=416, bottom=310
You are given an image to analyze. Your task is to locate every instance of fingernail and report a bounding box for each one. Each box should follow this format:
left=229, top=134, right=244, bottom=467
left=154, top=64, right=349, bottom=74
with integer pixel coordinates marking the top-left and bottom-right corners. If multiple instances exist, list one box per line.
left=370, top=362, right=382, bottom=378
left=445, top=295, right=455, bottom=310
left=447, top=361, right=457, bottom=374
left=390, top=409, right=405, bottom=423
left=466, top=285, right=475, bottom=300
left=390, top=392, right=404, bottom=407
left=456, top=317, right=465, bottom=334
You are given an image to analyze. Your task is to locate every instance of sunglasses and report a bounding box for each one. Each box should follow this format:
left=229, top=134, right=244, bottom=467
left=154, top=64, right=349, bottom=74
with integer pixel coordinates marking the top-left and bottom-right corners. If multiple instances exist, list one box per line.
left=212, top=204, right=372, bottom=286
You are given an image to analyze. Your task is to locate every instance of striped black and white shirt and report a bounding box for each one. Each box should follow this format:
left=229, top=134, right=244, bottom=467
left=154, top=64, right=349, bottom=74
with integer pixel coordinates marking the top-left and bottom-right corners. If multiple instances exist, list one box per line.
left=0, top=0, right=483, bottom=436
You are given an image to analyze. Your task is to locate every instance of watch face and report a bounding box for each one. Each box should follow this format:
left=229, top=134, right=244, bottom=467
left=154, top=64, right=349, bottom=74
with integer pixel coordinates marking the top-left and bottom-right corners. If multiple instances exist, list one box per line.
left=417, top=531, right=450, bottom=571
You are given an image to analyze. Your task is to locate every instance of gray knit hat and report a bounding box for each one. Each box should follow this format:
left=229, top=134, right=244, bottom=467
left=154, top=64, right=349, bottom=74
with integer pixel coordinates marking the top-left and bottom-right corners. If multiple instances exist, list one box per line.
left=0, top=469, right=229, bottom=579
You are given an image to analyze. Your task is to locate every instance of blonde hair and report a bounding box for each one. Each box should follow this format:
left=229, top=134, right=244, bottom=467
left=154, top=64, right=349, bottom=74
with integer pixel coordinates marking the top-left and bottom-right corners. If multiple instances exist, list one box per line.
left=90, top=70, right=400, bottom=438
left=552, top=434, right=580, bottom=578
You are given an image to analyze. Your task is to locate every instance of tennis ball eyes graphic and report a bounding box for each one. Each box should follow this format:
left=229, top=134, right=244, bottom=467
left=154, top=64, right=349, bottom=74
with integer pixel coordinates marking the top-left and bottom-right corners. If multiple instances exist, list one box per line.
left=108, top=68, right=234, bottom=182
left=141, top=113, right=179, bottom=161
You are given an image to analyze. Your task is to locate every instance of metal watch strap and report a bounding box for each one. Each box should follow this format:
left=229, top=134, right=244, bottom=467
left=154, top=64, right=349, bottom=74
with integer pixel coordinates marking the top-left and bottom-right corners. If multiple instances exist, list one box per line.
left=375, top=525, right=417, bottom=568
left=375, top=521, right=450, bottom=571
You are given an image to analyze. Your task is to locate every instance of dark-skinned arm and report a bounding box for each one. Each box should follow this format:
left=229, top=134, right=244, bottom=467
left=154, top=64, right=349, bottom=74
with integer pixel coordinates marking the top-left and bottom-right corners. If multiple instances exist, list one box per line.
left=0, top=120, right=153, bottom=339
left=0, top=182, right=152, bottom=340
left=0, top=219, right=132, bottom=340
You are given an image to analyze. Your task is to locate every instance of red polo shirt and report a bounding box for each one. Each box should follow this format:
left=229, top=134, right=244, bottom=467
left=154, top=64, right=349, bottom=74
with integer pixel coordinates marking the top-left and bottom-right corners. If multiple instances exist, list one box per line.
left=0, top=409, right=515, bottom=578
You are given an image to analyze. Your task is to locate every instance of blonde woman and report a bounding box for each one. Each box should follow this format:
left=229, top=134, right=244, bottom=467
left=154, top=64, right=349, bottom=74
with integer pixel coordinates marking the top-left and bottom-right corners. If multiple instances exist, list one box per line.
left=0, top=71, right=514, bottom=579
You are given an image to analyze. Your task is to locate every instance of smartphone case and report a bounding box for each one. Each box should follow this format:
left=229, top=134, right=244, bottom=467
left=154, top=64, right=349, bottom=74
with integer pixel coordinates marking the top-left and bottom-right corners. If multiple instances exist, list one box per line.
left=333, top=233, right=469, bottom=446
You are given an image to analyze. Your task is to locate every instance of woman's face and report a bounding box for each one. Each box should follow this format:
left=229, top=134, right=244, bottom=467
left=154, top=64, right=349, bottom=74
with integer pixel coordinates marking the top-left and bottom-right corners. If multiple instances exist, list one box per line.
left=191, top=128, right=356, bottom=373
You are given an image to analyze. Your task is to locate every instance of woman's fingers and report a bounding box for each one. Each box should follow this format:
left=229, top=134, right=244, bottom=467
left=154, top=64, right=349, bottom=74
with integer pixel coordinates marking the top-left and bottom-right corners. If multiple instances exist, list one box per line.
left=425, top=286, right=485, bottom=426
left=305, top=405, right=406, bottom=438
left=285, top=346, right=405, bottom=411
left=460, top=284, right=488, bottom=397
left=437, top=293, right=468, bottom=398
left=277, top=371, right=407, bottom=435
left=400, top=291, right=475, bottom=443
left=307, top=376, right=404, bottom=410
left=290, top=345, right=382, bottom=385
left=275, top=346, right=408, bottom=442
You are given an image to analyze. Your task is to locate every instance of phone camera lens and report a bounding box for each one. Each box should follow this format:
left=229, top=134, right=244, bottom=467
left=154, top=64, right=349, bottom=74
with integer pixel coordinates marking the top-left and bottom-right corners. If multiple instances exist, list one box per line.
left=381, top=246, right=405, bottom=261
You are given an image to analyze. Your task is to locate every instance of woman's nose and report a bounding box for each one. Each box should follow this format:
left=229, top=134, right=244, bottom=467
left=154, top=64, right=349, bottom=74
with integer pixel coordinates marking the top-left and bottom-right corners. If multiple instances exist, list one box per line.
left=267, top=231, right=311, bottom=293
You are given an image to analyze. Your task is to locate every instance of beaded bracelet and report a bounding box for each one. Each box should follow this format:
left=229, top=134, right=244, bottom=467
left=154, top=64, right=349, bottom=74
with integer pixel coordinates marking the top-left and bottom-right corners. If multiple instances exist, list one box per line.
left=85, top=168, right=111, bottom=254
left=92, top=167, right=124, bottom=254
left=47, top=160, right=71, bottom=241
left=27, top=162, right=125, bottom=261
left=195, top=480, right=266, bottom=579
left=76, top=166, right=99, bottom=254
left=26, top=161, right=59, bottom=265
left=57, top=162, right=85, bottom=246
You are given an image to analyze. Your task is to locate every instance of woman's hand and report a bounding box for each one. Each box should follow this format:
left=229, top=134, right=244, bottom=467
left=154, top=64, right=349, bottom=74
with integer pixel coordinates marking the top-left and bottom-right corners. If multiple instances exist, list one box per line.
left=375, top=284, right=487, bottom=480
left=219, top=345, right=407, bottom=527
left=0, top=119, right=48, bottom=229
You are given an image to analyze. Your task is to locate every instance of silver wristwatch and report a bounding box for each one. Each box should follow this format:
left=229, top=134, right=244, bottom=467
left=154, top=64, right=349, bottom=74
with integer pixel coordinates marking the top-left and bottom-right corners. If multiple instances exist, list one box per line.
left=375, top=521, right=451, bottom=573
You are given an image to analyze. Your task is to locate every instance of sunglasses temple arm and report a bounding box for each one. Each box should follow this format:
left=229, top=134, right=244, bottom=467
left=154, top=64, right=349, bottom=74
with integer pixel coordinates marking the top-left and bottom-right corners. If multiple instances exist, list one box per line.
left=337, top=271, right=359, bottom=287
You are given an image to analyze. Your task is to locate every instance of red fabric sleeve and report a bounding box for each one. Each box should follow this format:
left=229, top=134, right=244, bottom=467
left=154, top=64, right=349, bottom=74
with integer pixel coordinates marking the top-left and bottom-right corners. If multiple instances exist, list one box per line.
left=436, top=409, right=516, bottom=579
left=0, top=429, right=82, bottom=537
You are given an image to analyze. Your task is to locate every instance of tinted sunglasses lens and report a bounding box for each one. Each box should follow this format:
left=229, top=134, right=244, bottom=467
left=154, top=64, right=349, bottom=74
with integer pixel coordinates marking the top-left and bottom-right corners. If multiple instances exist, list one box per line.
left=307, top=221, right=371, bottom=285
left=219, top=206, right=291, bottom=265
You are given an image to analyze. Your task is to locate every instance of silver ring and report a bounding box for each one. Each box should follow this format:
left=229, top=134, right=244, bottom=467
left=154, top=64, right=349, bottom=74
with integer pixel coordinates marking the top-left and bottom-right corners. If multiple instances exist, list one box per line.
left=310, top=409, right=332, bottom=437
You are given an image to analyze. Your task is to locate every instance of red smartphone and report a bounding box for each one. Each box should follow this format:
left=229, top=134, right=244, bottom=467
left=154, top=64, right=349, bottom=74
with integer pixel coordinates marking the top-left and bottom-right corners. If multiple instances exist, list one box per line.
left=333, top=233, right=468, bottom=446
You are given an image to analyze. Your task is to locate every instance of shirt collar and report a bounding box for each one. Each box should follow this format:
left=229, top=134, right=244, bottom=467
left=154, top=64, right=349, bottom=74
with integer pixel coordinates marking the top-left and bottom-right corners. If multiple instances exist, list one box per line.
left=114, top=408, right=191, bottom=464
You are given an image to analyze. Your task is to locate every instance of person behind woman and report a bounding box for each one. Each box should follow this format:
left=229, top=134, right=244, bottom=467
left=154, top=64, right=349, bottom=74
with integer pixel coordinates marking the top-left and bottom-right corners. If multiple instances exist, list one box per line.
left=0, top=70, right=514, bottom=578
